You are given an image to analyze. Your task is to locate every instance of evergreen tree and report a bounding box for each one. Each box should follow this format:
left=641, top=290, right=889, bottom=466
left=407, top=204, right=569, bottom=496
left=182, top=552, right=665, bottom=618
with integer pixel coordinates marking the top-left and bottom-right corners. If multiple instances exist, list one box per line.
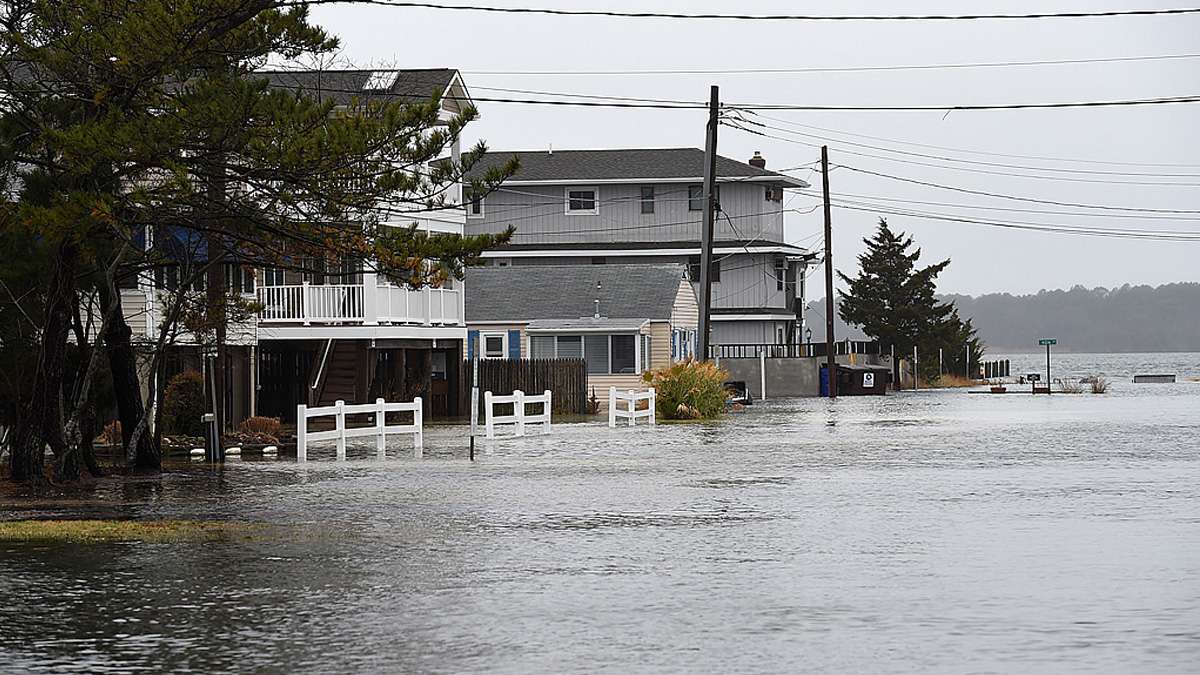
left=838, top=219, right=982, bottom=383
left=0, top=1, right=516, bottom=483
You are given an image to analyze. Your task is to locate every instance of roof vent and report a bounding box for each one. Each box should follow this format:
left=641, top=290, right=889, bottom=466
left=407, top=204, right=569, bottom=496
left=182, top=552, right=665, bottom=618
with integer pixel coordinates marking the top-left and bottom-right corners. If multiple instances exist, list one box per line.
left=362, top=71, right=399, bottom=91
left=749, top=151, right=766, bottom=169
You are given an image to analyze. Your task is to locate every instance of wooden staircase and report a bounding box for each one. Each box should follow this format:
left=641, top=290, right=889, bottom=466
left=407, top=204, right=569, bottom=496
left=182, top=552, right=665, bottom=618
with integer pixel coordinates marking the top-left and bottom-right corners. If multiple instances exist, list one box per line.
left=314, top=340, right=360, bottom=407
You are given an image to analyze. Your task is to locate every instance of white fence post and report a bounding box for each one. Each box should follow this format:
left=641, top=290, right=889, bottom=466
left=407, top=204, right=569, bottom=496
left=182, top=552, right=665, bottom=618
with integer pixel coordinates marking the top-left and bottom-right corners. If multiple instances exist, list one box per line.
left=296, top=404, right=307, bottom=462
left=375, top=397, right=386, bottom=459
left=608, top=386, right=617, bottom=428
left=335, top=400, right=346, bottom=461
left=485, top=391, right=494, bottom=440
left=413, top=396, right=424, bottom=459
left=649, top=389, right=657, bottom=426
left=760, top=350, right=767, bottom=401
left=514, top=390, right=525, bottom=437
left=610, top=387, right=656, bottom=428
left=544, top=390, right=553, bottom=432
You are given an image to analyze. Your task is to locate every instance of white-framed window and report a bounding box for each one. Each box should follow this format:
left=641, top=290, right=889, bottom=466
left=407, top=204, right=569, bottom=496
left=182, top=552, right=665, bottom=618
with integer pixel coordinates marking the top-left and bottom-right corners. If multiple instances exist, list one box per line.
left=466, top=189, right=484, bottom=219
left=640, top=186, right=655, bottom=214
left=565, top=186, right=599, bottom=215
left=262, top=267, right=286, bottom=286
left=482, top=332, right=507, bottom=359
left=529, top=333, right=642, bottom=374
left=775, top=258, right=787, bottom=291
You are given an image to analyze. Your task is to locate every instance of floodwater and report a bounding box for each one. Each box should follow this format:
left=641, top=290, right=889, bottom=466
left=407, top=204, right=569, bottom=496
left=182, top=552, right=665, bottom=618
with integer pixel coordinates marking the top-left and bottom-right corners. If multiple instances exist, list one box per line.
left=2, top=353, right=1199, bottom=673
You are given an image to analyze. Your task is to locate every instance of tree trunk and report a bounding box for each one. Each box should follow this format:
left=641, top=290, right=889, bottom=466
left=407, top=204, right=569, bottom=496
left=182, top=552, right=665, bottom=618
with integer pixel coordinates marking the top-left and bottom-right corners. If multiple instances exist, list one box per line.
left=9, top=244, right=76, bottom=484
left=99, top=285, right=159, bottom=472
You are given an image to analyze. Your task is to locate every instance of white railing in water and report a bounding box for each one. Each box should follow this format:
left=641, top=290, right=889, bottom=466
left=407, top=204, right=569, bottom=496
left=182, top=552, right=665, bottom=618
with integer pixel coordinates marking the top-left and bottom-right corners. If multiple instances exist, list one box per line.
left=295, top=398, right=423, bottom=462
left=256, top=282, right=461, bottom=326
left=484, top=389, right=552, bottom=439
left=609, top=387, right=656, bottom=427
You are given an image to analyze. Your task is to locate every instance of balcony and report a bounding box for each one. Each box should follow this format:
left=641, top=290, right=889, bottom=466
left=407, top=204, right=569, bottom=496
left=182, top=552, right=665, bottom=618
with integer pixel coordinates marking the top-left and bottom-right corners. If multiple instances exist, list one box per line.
left=256, top=283, right=463, bottom=327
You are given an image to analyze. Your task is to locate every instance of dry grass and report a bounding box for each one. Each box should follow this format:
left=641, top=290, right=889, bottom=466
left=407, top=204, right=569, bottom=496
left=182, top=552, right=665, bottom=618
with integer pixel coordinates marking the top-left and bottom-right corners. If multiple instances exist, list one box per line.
left=930, top=374, right=978, bottom=388
left=1091, top=377, right=1110, bottom=394
left=1059, top=379, right=1084, bottom=394
left=0, top=519, right=271, bottom=543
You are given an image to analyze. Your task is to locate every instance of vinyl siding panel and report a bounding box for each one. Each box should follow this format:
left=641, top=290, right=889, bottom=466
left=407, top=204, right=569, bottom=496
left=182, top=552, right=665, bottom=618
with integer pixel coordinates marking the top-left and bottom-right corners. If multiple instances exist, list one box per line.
left=671, top=278, right=699, bottom=329
left=467, top=182, right=784, bottom=246
left=587, top=374, right=648, bottom=406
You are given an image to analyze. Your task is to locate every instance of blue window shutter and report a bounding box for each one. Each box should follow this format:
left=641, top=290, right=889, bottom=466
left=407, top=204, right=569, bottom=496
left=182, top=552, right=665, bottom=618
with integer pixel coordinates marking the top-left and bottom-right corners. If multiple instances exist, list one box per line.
left=467, top=330, right=479, bottom=360
left=507, top=330, right=521, bottom=359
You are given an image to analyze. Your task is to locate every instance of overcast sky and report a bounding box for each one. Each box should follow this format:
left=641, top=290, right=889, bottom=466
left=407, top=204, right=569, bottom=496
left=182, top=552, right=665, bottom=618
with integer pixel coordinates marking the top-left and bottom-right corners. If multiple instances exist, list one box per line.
left=310, top=1, right=1200, bottom=296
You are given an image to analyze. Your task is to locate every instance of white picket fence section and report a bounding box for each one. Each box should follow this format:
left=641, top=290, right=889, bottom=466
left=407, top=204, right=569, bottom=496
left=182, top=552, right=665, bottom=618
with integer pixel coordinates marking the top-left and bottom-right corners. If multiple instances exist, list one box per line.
left=484, top=389, right=552, bottom=439
left=295, top=398, right=422, bottom=462
left=609, top=387, right=656, bottom=427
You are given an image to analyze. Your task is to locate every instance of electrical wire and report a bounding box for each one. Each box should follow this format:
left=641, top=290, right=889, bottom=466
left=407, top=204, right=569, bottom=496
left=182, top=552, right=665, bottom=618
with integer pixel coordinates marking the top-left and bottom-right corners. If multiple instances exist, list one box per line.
left=723, top=119, right=1200, bottom=186
left=297, top=2, right=1200, bottom=22
left=466, top=52, right=1200, bottom=76
left=828, top=165, right=1200, bottom=214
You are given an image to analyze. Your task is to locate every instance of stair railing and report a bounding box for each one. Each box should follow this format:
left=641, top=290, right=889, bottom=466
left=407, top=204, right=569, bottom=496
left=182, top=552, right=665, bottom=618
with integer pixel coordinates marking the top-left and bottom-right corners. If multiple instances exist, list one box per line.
left=309, top=338, right=335, bottom=406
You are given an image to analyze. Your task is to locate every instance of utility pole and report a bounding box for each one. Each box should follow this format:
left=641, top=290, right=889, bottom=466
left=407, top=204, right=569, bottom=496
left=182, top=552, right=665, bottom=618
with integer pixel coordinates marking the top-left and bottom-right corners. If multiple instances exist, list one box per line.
left=697, top=85, right=719, bottom=361
left=821, top=146, right=836, bottom=398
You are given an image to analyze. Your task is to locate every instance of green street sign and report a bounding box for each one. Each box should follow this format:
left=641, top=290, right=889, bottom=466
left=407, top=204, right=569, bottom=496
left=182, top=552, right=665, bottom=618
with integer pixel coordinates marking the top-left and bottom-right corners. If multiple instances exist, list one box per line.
left=1039, top=338, right=1057, bottom=346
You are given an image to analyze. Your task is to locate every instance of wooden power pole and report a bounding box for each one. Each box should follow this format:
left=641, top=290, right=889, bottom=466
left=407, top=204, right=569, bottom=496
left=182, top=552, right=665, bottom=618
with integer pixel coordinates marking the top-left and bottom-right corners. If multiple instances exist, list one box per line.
left=697, top=85, right=719, bottom=361
left=821, top=146, right=836, bottom=398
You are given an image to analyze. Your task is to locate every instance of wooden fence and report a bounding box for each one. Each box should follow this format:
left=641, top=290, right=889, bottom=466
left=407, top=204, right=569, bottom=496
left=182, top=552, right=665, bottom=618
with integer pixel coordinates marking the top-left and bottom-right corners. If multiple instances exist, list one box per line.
left=457, top=358, right=588, bottom=417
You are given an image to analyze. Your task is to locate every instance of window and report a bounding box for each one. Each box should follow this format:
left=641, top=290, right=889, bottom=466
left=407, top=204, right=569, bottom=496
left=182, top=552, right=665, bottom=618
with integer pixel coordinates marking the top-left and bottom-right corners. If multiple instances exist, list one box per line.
left=775, top=258, right=786, bottom=291
left=640, top=186, right=655, bottom=214
left=611, top=335, right=637, bottom=373
left=556, top=335, right=583, bottom=359
left=302, top=257, right=326, bottom=285
left=482, top=332, right=506, bottom=359
left=566, top=187, right=598, bottom=214
left=530, top=335, right=556, bottom=360
left=689, top=184, right=718, bottom=211
left=584, top=335, right=609, bottom=374
left=466, top=189, right=484, bottom=218
left=225, top=263, right=255, bottom=294
left=262, top=267, right=286, bottom=286
left=765, top=186, right=783, bottom=202
left=688, top=256, right=720, bottom=283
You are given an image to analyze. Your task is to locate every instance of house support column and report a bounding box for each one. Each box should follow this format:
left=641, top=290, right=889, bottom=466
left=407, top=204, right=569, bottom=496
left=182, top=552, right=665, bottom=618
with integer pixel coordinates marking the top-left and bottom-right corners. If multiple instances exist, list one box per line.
left=363, top=266, right=379, bottom=325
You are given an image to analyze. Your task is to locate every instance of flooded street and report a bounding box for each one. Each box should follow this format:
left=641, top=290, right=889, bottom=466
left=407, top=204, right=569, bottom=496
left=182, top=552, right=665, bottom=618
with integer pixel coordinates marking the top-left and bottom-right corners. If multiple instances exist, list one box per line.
left=3, top=354, right=1200, bottom=673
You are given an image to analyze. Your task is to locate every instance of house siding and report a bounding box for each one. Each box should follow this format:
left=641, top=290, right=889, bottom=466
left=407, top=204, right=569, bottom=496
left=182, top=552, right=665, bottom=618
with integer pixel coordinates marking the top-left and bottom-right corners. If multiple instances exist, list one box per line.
left=468, top=182, right=784, bottom=246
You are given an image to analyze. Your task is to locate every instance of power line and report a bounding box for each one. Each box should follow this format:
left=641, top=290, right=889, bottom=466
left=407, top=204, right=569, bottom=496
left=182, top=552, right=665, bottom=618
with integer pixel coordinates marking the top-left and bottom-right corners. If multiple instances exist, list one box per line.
left=723, top=119, right=1200, bottom=185
left=830, top=165, right=1200, bottom=214
left=737, top=110, right=1200, bottom=169
left=827, top=201, right=1200, bottom=241
left=726, top=114, right=1200, bottom=178
left=466, top=52, right=1200, bottom=76
left=298, top=2, right=1200, bottom=22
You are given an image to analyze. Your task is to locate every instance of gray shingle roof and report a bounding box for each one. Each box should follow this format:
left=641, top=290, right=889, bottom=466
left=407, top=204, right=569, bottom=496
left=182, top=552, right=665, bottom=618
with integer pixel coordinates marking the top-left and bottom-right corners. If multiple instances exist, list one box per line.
left=466, top=264, right=688, bottom=323
left=253, top=68, right=459, bottom=106
left=466, top=148, right=808, bottom=186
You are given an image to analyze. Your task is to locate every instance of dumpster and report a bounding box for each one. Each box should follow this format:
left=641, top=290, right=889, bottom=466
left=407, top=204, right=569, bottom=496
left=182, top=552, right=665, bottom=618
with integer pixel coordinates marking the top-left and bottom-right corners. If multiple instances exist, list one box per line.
left=820, top=364, right=891, bottom=396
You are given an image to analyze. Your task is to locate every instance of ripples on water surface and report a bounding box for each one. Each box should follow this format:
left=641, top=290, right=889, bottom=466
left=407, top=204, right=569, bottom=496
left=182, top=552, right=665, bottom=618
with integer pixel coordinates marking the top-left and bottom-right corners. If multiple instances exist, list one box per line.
left=2, top=354, right=1199, bottom=673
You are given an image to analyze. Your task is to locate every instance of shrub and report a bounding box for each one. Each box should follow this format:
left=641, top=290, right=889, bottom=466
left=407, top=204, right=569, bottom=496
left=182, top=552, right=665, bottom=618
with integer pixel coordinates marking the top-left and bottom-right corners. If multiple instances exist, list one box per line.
left=236, top=416, right=281, bottom=442
left=99, top=419, right=122, bottom=446
left=162, top=370, right=206, bottom=436
left=1091, top=377, right=1109, bottom=394
left=643, top=359, right=729, bottom=420
left=1059, top=379, right=1084, bottom=394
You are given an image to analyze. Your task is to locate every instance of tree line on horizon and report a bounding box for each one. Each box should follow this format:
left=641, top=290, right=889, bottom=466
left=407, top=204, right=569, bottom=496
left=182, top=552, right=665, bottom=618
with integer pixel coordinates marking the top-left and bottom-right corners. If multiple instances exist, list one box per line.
left=809, top=281, right=1199, bottom=354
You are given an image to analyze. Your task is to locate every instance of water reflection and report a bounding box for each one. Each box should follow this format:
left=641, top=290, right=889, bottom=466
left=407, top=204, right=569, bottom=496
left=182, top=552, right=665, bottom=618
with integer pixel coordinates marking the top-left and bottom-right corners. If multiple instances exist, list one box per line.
left=2, top=363, right=1200, bottom=672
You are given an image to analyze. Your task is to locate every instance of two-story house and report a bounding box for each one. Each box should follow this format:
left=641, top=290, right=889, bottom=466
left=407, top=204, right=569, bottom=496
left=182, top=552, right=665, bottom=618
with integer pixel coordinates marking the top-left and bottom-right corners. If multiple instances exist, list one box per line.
left=123, top=68, right=476, bottom=424
left=462, top=148, right=814, bottom=349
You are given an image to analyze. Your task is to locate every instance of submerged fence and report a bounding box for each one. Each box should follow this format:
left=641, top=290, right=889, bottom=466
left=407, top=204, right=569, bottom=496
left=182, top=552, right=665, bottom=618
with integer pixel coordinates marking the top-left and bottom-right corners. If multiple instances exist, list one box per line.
left=458, top=358, right=587, bottom=416
left=484, top=389, right=552, bottom=439
left=296, top=398, right=423, bottom=462
left=609, top=387, right=656, bottom=427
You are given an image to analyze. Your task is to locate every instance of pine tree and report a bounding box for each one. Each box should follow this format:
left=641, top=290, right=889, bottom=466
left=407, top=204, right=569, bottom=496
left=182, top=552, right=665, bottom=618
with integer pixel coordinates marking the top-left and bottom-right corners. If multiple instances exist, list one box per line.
left=1, top=1, right=517, bottom=482
left=838, top=219, right=981, bottom=384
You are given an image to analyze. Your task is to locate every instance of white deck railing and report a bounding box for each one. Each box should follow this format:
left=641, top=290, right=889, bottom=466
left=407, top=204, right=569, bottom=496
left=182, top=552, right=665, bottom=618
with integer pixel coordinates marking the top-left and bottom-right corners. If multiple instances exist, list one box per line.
left=484, top=389, right=552, bottom=439
left=295, top=398, right=423, bottom=462
left=257, top=283, right=461, bottom=326
left=609, top=387, right=656, bottom=427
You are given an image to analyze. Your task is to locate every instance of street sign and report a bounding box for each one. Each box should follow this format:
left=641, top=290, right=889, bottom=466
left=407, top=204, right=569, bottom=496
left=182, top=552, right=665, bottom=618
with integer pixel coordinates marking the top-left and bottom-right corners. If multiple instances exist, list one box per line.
left=1026, top=373, right=1041, bottom=382
left=1039, top=338, right=1057, bottom=346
